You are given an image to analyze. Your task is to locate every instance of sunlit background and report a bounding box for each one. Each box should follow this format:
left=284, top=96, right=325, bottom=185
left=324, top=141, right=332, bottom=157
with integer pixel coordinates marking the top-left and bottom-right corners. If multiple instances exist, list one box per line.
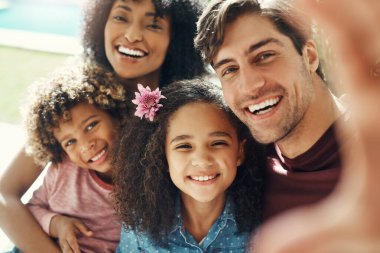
left=0, top=0, right=84, bottom=250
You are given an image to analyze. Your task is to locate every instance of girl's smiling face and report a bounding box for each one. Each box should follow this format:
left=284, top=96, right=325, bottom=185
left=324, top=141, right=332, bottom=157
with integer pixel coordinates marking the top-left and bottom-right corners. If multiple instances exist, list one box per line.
left=53, top=103, right=119, bottom=178
left=104, top=0, right=171, bottom=86
left=165, top=102, right=245, bottom=206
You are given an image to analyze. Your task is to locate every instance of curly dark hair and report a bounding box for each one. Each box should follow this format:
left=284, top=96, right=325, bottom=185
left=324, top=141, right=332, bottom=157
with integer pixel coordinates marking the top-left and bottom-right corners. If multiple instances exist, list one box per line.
left=81, top=0, right=207, bottom=85
left=23, top=62, right=131, bottom=166
left=113, top=78, right=265, bottom=245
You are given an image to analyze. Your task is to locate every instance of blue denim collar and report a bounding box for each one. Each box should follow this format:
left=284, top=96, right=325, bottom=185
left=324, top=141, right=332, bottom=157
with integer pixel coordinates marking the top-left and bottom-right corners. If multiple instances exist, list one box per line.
left=170, top=196, right=237, bottom=250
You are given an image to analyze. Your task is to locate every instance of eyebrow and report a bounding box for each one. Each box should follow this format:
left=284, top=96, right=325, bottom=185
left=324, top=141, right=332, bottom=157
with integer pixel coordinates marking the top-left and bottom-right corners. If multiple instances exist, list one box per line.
left=169, top=131, right=232, bottom=144
left=213, top=37, right=283, bottom=71
left=56, top=114, right=98, bottom=144
left=113, top=3, right=157, bottom=18
left=79, top=114, right=98, bottom=128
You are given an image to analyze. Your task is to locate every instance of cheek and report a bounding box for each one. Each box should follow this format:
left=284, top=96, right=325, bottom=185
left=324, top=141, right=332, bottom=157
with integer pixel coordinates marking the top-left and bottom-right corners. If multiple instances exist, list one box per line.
left=222, top=88, right=236, bottom=108
left=159, top=35, right=171, bottom=58
left=167, top=163, right=181, bottom=186
left=166, top=152, right=187, bottom=175
left=166, top=152, right=179, bottom=170
left=226, top=156, right=239, bottom=171
left=65, top=150, right=80, bottom=164
left=109, top=128, right=118, bottom=141
left=225, top=155, right=239, bottom=182
left=223, top=147, right=241, bottom=167
left=104, top=24, right=113, bottom=51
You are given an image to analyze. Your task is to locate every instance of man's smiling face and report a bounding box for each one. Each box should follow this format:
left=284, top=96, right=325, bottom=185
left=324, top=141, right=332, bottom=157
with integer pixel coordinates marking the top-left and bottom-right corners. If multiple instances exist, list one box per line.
left=213, top=13, right=315, bottom=144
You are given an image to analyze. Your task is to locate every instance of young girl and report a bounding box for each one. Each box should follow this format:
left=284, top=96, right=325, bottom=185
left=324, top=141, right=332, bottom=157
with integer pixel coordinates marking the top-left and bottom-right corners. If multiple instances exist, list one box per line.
left=0, top=0, right=207, bottom=251
left=113, top=79, right=265, bottom=252
left=20, top=63, right=129, bottom=253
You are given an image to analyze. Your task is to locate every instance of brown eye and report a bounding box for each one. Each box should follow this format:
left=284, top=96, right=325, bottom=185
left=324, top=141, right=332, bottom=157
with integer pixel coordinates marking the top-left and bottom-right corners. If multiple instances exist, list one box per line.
left=112, top=12, right=128, bottom=23
left=222, top=66, right=238, bottom=77
left=175, top=144, right=192, bottom=150
left=211, top=141, right=228, bottom=147
left=147, top=21, right=163, bottom=30
left=255, top=52, right=276, bottom=63
left=86, top=121, right=99, bottom=132
left=64, top=139, right=76, bottom=148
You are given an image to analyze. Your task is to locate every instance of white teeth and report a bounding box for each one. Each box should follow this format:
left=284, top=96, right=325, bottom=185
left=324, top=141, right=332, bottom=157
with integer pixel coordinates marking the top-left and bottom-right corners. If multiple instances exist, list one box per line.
left=90, top=149, right=106, bottom=162
left=248, top=97, right=280, bottom=114
left=118, top=46, right=145, bottom=57
left=255, top=107, right=273, bottom=115
left=190, top=175, right=217, bottom=182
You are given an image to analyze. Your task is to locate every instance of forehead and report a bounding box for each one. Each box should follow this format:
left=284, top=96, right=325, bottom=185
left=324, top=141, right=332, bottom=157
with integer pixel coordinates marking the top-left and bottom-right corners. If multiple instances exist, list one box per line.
left=68, top=102, right=99, bottom=117
left=214, top=13, right=289, bottom=63
left=167, top=102, right=236, bottom=136
left=113, top=0, right=160, bottom=14
left=53, top=103, right=107, bottom=136
left=111, top=0, right=154, bottom=13
left=55, top=103, right=98, bottom=127
left=112, top=0, right=171, bottom=21
left=117, top=0, right=153, bottom=6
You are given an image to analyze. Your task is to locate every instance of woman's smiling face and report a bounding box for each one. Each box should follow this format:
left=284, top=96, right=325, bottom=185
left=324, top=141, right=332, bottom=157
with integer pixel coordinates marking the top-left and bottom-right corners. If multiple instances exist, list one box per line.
left=104, top=0, right=171, bottom=86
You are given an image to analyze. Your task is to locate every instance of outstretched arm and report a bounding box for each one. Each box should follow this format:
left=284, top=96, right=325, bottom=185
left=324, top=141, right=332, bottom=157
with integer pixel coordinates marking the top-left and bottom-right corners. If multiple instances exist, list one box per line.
left=254, top=0, right=380, bottom=252
left=0, top=147, right=61, bottom=252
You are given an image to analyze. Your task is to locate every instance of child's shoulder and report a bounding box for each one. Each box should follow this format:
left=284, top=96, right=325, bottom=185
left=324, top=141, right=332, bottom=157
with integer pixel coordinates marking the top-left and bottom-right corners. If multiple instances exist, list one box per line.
left=119, top=227, right=156, bottom=251
left=49, top=159, right=83, bottom=176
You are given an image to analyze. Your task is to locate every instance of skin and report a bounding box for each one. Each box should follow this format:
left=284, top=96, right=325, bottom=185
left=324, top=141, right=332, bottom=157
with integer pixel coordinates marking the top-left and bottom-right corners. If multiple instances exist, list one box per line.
left=0, top=151, right=61, bottom=252
left=213, top=13, right=344, bottom=158
left=104, top=0, right=171, bottom=86
left=165, top=102, right=244, bottom=242
left=49, top=215, right=93, bottom=253
left=0, top=1, right=172, bottom=251
left=53, top=103, right=119, bottom=179
left=253, top=0, right=380, bottom=252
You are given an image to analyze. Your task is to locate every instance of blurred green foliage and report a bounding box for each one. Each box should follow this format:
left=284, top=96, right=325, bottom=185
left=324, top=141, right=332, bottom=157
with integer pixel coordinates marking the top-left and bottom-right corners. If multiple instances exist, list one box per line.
left=0, top=46, right=70, bottom=123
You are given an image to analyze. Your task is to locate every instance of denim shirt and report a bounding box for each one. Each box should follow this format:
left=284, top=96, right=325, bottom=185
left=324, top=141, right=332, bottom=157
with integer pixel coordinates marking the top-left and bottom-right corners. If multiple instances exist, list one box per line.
left=116, top=198, right=249, bottom=253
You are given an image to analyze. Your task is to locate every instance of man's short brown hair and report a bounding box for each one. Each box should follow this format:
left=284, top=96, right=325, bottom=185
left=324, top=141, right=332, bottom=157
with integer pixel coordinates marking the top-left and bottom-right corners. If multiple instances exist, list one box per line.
left=194, top=0, right=325, bottom=79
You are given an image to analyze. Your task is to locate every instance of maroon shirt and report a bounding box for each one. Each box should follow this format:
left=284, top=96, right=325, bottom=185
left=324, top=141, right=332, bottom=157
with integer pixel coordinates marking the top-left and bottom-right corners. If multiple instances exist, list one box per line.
left=262, top=123, right=342, bottom=221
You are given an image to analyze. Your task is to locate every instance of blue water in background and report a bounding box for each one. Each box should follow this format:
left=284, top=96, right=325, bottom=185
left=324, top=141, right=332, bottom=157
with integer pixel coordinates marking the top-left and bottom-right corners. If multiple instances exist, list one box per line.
left=0, top=0, right=81, bottom=37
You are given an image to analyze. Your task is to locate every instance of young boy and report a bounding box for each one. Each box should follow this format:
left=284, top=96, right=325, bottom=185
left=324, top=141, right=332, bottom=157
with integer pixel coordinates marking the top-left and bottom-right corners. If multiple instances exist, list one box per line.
left=22, top=63, right=129, bottom=253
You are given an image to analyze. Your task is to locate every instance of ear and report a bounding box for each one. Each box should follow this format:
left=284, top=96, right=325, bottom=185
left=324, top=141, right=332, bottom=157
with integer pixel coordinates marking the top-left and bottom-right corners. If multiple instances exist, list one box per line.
left=303, top=40, right=320, bottom=73
left=236, top=139, right=246, bottom=167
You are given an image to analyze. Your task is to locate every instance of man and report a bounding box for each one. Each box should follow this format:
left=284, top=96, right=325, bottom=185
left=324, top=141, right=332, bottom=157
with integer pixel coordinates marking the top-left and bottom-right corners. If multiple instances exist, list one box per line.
left=196, top=1, right=380, bottom=252
left=194, top=0, right=345, bottom=221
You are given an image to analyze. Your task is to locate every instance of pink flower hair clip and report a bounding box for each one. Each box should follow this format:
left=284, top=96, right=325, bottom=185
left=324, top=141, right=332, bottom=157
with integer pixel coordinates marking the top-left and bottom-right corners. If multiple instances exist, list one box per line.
left=132, top=84, right=166, bottom=121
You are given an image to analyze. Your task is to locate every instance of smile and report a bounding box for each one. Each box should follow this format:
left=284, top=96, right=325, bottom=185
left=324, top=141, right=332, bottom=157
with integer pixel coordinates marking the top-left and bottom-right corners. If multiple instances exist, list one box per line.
left=248, top=96, right=282, bottom=115
left=189, top=174, right=218, bottom=182
left=89, top=148, right=106, bottom=163
left=118, top=46, right=147, bottom=58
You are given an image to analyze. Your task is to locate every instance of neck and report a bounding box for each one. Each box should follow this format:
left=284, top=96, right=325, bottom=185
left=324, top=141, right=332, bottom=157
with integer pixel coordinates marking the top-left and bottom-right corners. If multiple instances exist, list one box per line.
left=277, top=77, right=345, bottom=158
left=94, top=170, right=112, bottom=184
left=181, top=193, right=226, bottom=243
left=120, top=72, right=160, bottom=92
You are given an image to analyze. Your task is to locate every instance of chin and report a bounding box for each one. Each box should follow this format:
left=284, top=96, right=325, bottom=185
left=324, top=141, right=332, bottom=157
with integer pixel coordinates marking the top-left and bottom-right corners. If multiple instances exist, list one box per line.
left=192, top=196, right=217, bottom=203
left=251, top=131, right=279, bottom=144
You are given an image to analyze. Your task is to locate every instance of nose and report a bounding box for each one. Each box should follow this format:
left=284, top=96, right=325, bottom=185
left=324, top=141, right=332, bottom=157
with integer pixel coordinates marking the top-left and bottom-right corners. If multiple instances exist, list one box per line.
left=124, top=24, right=143, bottom=43
left=240, top=64, right=265, bottom=95
left=79, top=139, right=95, bottom=154
left=191, top=150, right=214, bottom=170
